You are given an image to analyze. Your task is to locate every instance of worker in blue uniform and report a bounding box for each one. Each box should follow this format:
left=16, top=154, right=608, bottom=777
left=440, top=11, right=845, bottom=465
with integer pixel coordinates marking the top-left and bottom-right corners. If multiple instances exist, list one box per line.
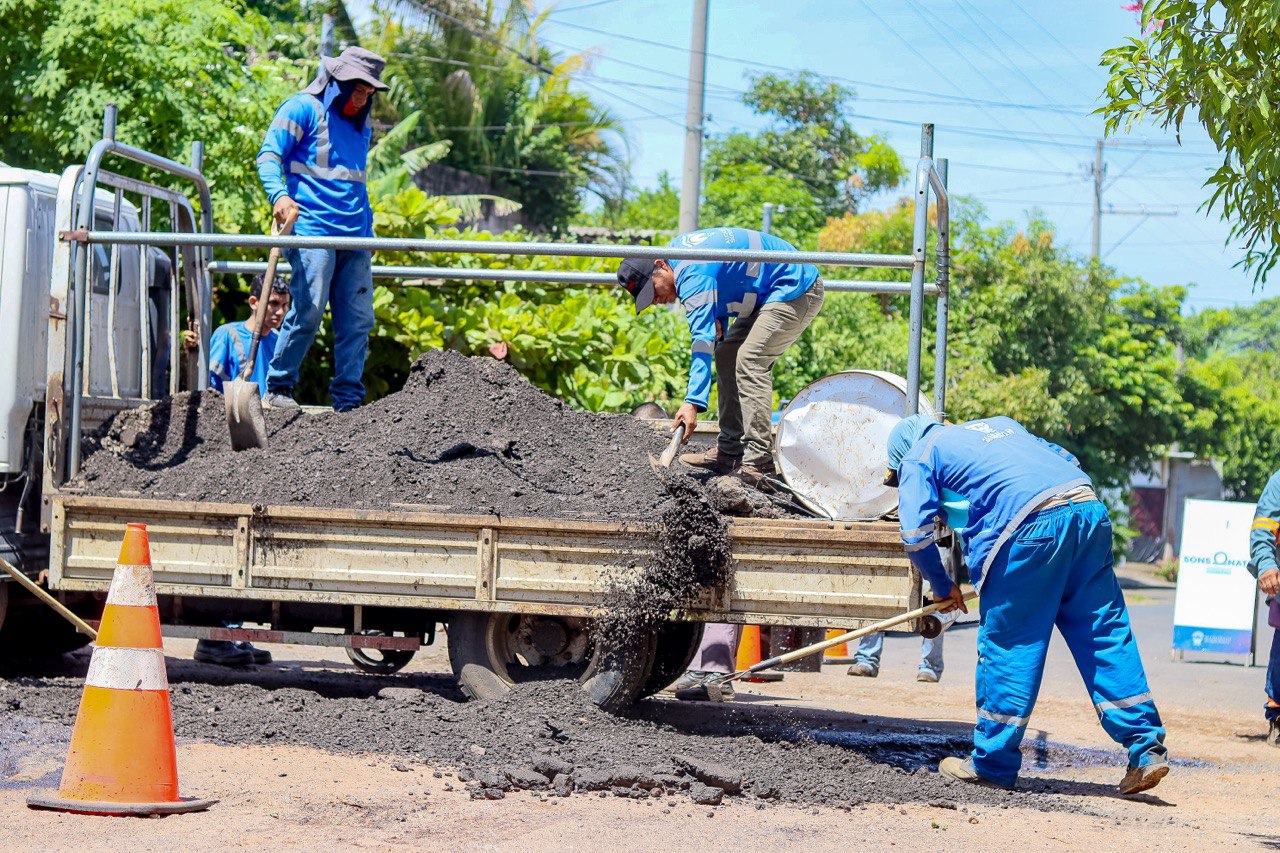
left=256, top=46, right=387, bottom=413
left=1248, top=468, right=1280, bottom=747
left=617, top=227, right=823, bottom=485
left=886, top=413, right=1169, bottom=794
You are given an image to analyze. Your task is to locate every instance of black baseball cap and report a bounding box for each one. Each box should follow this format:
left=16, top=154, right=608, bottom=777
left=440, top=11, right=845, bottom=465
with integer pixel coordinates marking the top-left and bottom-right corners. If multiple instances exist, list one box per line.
left=617, top=258, right=657, bottom=314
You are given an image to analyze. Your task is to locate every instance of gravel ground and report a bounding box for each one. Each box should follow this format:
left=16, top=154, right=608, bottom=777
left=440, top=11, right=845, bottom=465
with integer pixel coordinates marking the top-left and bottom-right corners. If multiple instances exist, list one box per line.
left=0, top=652, right=1087, bottom=814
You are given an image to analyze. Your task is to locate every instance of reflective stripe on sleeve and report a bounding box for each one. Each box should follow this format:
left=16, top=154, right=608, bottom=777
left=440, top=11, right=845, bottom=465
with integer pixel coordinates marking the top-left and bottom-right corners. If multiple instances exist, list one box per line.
left=256, top=151, right=283, bottom=166
left=106, top=564, right=157, bottom=607
left=903, top=539, right=938, bottom=553
left=1252, top=517, right=1279, bottom=533
left=270, top=116, right=306, bottom=141
left=976, top=707, right=1030, bottom=728
left=1094, top=692, right=1153, bottom=714
left=901, top=523, right=937, bottom=539
left=691, top=340, right=715, bottom=356
left=85, top=647, right=168, bottom=691
left=682, top=289, right=718, bottom=310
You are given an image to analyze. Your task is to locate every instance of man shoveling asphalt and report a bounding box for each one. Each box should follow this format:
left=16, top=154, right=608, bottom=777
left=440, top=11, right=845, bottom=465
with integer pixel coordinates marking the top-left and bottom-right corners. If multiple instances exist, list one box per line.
left=255, top=46, right=387, bottom=412
left=617, top=227, right=823, bottom=486
left=886, top=414, right=1169, bottom=795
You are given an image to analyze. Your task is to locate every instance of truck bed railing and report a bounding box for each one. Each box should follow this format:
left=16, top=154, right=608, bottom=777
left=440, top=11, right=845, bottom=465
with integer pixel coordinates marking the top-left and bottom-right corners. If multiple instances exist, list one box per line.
left=52, top=110, right=951, bottom=486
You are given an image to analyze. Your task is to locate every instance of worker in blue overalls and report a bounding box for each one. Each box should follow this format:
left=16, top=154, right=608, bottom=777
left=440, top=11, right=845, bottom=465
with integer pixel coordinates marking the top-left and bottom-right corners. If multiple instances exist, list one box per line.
left=256, top=46, right=387, bottom=412
left=617, top=227, right=824, bottom=486
left=886, top=413, right=1168, bottom=794
left=1248, top=469, right=1280, bottom=747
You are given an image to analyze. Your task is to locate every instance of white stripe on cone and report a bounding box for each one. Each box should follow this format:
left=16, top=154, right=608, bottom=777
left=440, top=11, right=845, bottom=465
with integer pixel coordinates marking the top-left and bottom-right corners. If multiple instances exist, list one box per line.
left=106, top=564, right=157, bottom=607
left=85, top=647, right=169, bottom=691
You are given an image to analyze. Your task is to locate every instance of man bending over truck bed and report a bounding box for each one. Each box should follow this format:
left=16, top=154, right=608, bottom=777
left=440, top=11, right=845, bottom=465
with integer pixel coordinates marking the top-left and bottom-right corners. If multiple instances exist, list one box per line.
left=886, top=413, right=1168, bottom=795
left=617, top=227, right=824, bottom=487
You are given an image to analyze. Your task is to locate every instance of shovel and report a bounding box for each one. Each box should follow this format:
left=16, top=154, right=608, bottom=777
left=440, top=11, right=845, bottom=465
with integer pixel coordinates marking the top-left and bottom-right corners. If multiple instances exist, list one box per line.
left=705, top=595, right=978, bottom=694
left=648, top=423, right=687, bottom=473
left=226, top=211, right=296, bottom=451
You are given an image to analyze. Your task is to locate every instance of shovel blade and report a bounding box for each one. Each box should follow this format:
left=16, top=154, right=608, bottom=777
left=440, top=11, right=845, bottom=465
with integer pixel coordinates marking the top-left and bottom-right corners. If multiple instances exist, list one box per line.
left=225, top=379, right=268, bottom=451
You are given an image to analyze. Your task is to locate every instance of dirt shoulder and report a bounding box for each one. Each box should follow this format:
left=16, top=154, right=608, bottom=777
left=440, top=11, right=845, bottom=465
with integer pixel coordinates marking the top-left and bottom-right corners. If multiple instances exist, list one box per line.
left=4, top=637, right=1277, bottom=850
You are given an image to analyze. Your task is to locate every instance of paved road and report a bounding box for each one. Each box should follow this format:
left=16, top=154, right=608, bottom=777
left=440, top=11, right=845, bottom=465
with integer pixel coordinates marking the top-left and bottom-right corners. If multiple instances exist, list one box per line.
left=858, top=571, right=1275, bottom=722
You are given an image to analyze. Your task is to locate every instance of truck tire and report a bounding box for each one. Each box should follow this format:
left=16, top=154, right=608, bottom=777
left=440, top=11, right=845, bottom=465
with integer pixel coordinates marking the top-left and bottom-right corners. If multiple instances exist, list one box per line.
left=447, top=611, right=657, bottom=712
left=0, top=585, right=90, bottom=666
left=638, top=621, right=704, bottom=698
left=345, top=630, right=416, bottom=675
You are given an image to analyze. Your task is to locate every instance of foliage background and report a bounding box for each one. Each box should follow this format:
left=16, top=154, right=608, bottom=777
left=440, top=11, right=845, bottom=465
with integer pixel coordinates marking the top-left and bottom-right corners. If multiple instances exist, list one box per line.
left=0, top=0, right=1277, bottom=506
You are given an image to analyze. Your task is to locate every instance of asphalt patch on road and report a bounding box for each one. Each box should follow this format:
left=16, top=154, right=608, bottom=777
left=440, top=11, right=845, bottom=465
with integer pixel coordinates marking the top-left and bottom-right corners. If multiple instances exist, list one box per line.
left=0, top=654, right=1124, bottom=814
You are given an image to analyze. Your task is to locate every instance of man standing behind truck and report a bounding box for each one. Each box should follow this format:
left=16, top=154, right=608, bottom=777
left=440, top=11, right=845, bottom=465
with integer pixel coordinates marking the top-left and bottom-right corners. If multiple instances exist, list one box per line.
left=1248, top=468, right=1280, bottom=747
left=618, top=227, right=824, bottom=486
left=255, top=47, right=388, bottom=413
left=886, top=413, right=1169, bottom=795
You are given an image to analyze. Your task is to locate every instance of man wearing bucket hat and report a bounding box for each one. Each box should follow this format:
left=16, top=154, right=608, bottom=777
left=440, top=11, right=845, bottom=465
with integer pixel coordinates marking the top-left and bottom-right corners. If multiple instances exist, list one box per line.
left=617, top=227, right=824, bottom=486
left=256, top=47, right=389, bottom=413
left=1247, top=468, right=1280, bottom=747
left=885, top=413, right=1169, bottom=795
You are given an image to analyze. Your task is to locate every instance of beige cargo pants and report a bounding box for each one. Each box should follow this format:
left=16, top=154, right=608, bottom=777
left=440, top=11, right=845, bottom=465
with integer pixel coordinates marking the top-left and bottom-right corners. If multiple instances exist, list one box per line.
left=714, top=279, right=824, bottom=467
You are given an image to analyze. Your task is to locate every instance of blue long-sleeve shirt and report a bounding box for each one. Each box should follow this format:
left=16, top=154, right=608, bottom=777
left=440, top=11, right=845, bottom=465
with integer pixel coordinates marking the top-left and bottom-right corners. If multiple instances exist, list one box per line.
left=896, top=417, right=1088, bottom=598
left=1249, top=470, right=1280, bottom=580
left=208, top=321, right=277, bottom=393
left=667, top=228, right=819, bottom=409
left=256, top=80, right=374, bottom=238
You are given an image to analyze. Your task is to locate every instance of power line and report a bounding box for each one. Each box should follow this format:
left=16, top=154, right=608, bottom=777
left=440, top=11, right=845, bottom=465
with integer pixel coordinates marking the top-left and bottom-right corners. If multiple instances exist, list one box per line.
left=956, top=0, right=1100, bottom=136
left=541, top=14, right=1098, bottom=113
left=554, top=0, right=626, bottom=12
left=1002, top=0, right=1109, bottom=84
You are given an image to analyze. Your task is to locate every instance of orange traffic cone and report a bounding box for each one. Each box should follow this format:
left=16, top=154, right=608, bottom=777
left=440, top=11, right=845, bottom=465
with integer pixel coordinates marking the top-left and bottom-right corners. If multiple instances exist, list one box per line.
left=823, top=628, right=855, bottom=664
left=27, top=523, right=216, bottom=816
left=735, top=625, right=783, bottom=683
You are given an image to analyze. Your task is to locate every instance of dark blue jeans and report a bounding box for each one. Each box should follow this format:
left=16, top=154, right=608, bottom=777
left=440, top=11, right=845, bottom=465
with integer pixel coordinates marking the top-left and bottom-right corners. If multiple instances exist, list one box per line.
left=268, top=248, right=374, bottom=411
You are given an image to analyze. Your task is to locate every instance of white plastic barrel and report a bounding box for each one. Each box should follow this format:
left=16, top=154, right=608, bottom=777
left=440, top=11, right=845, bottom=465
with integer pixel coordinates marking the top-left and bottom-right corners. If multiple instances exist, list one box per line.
left=773, top=371, right=935, bottom=520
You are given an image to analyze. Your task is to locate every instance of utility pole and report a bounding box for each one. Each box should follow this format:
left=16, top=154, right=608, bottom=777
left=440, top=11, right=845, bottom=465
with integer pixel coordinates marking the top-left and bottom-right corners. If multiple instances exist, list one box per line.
left=1091, top=139, right=1104, bottom=259
left=320, top=14, right=336, bottom=58
left=1091, top=138, right=1178, bottom=260
left=760, top=202, right=786, bottom=234
left=679, top=0, right=709, bottom=235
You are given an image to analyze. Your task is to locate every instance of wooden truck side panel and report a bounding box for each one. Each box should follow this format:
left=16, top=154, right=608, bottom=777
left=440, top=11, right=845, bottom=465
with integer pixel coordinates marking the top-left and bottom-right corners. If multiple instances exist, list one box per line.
left=49, top=495, right=922, bottom=630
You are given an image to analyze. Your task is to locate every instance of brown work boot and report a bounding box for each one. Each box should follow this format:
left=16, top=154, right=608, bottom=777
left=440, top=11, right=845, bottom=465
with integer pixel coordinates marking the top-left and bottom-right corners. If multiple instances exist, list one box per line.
left=938, top=756, right=1013, bottom=790
left=1117, top=755, right=1169, bottom=795
left=1269, top=718, right=1280, bottom=748
left=678, top=447, right=740, bottom=474
left=736, top=458, right=777, bottom=489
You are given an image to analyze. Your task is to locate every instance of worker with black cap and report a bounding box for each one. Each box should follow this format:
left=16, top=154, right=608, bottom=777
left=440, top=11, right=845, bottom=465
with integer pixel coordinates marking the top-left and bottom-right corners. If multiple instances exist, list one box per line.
left=617, top=227, right=823, bottom=485
left=256, top=46, right=389, bottom=413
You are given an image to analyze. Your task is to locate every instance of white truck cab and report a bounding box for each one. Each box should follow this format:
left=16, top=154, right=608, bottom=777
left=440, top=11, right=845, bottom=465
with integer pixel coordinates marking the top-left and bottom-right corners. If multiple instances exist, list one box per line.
left=0, top=165, right=150, bottom=571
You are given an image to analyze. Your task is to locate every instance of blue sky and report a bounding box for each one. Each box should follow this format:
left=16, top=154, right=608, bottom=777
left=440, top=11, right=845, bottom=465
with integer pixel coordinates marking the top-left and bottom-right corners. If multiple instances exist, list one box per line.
left=359, top=1, right=1265, bottom=310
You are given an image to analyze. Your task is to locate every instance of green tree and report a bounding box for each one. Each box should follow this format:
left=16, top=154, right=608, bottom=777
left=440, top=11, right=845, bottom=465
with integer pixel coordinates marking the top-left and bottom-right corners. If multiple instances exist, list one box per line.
left=800, top=201, right=1191, bottom=488
left=583, top=71, right=904, bottom=244
left=1100, top=1, right=1280, bottom=281
left=365, top=3, right=625, bottom=229
left=1178, top=295, right=1280, bottom=498
left=0, top=0, right=304, bottom=234
left=704, top=72, right=905, bottom=231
